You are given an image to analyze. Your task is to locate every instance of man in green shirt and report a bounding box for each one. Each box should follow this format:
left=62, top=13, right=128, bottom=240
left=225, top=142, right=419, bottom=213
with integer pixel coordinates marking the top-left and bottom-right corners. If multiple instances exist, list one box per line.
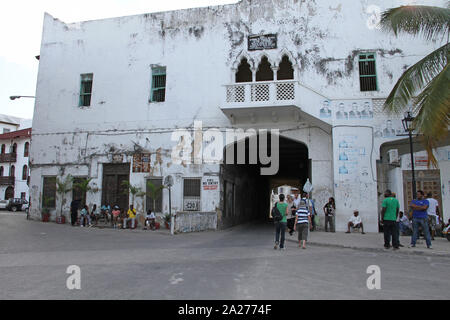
left=381, top=189, right=400, bottom=249
left=274, top=194, right=289, bottom=251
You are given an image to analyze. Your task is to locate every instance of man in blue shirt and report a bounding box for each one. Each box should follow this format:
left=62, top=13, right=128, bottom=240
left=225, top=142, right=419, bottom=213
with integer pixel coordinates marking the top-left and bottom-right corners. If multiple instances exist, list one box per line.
left=409, top=190, right=432, bottom=249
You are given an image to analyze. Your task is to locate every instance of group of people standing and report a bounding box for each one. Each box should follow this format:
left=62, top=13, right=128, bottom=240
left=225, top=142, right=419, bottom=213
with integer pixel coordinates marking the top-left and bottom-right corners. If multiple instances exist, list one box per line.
left=380, top=189, right=442, bottom=250
left=273, top=192, right=336, bottom=250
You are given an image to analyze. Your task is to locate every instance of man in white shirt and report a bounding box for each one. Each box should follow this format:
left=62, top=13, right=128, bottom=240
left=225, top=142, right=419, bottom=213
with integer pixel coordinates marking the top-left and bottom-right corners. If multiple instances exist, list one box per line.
left=346, top=210, right=365, bottom=234
left=426, top=192, right=440, bottom=240
left=144, top=210, right=156, bottom=230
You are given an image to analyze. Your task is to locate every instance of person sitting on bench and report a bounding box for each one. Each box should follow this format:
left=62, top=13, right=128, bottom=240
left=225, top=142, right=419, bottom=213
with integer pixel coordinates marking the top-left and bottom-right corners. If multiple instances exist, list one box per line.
left=346, top=210, right=365, bottom=234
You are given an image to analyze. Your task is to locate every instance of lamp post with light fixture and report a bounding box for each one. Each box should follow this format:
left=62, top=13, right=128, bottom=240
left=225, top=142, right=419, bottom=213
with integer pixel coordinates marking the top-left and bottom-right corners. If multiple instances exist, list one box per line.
left=402, top=111, right=416, bottom=199
left=9, top=96, right=35, bottom=100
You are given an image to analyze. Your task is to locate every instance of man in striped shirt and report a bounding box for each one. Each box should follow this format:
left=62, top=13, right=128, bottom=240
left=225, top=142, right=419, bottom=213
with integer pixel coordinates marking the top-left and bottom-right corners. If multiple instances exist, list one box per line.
left=294, top=199, right=312, bottom=249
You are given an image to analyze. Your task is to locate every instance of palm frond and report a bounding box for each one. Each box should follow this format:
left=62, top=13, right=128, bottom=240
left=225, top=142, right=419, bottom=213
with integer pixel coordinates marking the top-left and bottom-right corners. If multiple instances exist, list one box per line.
left=383, top=43, right=449, bottom=114
left=413, top=63, right=450, bottom=167
left=380, top=5, right=450, bottom=41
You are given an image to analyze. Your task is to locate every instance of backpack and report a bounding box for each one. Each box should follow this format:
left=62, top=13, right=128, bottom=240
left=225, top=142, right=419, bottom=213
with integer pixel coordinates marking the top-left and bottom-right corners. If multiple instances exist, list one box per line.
left=272, top=202, right=282, bottom=222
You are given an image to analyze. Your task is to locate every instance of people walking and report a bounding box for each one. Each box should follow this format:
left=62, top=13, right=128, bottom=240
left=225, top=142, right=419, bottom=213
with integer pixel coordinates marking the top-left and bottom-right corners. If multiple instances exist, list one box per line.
left=273, top=194, right=289, bottom=250
left=410, top=190, right=432, bottom=249
left=294, top=198, right=311, bottom=249
left=286, top=195, right=296, bottom=236
left=323, top=197, right=335, bottom=232
left=381, top=189, right=400, bottom=249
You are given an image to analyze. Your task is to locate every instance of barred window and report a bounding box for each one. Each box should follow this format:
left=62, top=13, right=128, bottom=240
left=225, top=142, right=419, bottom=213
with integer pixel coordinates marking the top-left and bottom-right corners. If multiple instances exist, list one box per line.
left=359, top=53, right=377, bottom=91
left=42, top=176, right=56, bottom=209
left=183, top=178, right=201, bottom=211
left=22, top=165, right=28, bottom=181
left=79, top=73, right=93, bottom=106
left=150, top=67, right=166, bottom=102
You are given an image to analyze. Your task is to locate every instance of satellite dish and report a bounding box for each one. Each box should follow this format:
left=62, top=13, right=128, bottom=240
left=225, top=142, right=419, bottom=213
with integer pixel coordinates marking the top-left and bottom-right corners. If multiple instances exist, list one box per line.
left=164, top=175, right=174, bottom=187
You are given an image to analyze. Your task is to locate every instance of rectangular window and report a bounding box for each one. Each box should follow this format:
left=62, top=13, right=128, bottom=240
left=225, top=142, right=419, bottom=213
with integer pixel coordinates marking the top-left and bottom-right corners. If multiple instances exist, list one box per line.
left=183, top=178, right=201, bottom=211
left=79, top=73, right=93, bottom=106
left=21, top=192, right=26, bottom=200
left=359, top=53, right=377, bottom=91
left=150, top=67, right=166, bottom=102
left=42, top=176, right=56, bottom=209
left=3, top=129, right=10, bottom=133
left=146, top=178, right=163, bottom=213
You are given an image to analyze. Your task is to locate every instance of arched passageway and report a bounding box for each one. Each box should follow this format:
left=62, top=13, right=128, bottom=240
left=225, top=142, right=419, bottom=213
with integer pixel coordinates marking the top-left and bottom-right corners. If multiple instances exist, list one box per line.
left=220, top=133, right=309, bottom=229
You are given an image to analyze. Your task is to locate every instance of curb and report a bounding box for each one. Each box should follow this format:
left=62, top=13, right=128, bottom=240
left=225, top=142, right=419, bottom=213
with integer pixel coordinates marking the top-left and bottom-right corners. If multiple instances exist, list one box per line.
left=286, top=238, right=450, bottom=258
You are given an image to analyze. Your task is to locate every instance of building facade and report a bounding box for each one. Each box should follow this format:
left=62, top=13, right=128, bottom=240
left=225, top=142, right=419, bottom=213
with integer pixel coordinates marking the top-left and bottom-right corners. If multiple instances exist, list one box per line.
left=0, top=128, right=31, bottom=201
left=29, top=0, right=449, bottom=231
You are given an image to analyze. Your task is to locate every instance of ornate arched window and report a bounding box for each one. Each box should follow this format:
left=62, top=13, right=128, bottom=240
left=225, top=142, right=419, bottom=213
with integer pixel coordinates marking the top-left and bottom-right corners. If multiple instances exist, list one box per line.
left=256, top=56, right=273, bottom=81
left=11, top=143, right=17, bottom=154
left=22, top=165, right=28, bottom=181
left=24, top=142, right=29, bottom=157
left=1, top=144, right=5, bottom=154
left=10, top=165, right=15, bottom=177
left=235, top=58, right=252, bottom=83
left=277, top=55, right=294, bottom=80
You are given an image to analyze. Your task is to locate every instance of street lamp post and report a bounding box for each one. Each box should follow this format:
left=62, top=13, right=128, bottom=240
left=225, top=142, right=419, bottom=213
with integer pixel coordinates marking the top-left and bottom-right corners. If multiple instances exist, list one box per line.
left=9, top=95, right=35, bottom=100
left=402, top=111, right=416, bottom=199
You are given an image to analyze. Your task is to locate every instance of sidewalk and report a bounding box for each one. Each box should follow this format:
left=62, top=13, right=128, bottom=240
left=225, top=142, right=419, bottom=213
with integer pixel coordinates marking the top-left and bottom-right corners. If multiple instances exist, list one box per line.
left=286, top=231, right=450, bottom=257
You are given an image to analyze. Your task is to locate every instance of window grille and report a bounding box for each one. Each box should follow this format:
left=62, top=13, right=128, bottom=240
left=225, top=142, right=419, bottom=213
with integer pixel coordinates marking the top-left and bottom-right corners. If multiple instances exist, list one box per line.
left=150, top=67, right=166, bottom=102
left=359, top=53, right=377, bottom=91
left=183, top=178, right=201, bottom=211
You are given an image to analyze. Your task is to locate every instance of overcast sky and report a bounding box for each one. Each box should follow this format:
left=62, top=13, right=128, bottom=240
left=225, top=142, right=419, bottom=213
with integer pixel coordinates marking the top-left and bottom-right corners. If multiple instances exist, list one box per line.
left=0, top=0, right=238, bottom=120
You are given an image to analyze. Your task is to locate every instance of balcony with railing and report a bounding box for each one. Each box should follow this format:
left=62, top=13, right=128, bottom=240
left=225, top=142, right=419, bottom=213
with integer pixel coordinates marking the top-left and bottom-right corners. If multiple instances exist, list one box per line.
left=0, top=176, right=15, bottom=186
left=0, top=153, right=17, bottom=163
left=224, top=80, right=298, bottom=107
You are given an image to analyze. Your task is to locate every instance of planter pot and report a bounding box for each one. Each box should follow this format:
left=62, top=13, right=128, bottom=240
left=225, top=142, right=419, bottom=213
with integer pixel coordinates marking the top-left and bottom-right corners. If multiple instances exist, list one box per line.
left=42, top=213, right=50, bottom=222
left=56, top=216, right=66, bottom=224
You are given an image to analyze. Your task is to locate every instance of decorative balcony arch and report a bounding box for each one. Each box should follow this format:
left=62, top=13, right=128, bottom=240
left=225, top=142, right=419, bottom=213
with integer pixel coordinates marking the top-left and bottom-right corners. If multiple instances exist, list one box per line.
left=256, top=56, right=274, bottom=81
left=235, top=57, right=253, bottom=83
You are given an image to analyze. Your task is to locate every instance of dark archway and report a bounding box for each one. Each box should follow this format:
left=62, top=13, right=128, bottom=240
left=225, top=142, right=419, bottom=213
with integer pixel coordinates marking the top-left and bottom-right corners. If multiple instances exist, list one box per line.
left=235, top=58, right=252, bottom=83
left=256, top=56, right=274, bottom=81
left=277, top=55, right=294, bottom=80
left=5, top=186, right=14, bottom=200
left=220, top=133, right=309, bottom=229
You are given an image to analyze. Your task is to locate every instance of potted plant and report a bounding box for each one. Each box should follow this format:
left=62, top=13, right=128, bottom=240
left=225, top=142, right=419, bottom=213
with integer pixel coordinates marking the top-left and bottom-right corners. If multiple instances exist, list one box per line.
left=163, top=213, right=171, bottom=229
left=41, top=197, right=54, bottom=222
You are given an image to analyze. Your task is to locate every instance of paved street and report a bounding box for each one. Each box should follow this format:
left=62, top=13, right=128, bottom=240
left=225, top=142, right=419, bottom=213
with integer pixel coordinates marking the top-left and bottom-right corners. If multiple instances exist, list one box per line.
left=1, top=211, right=449, bottom=300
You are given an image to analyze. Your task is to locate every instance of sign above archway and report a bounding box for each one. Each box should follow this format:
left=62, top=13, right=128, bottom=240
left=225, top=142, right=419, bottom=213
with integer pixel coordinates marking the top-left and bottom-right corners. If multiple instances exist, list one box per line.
left=248, top=34, right=277, bottom=51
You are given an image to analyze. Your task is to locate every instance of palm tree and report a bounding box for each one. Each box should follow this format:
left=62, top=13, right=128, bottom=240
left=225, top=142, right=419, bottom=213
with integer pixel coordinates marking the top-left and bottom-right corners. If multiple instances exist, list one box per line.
left=56, top=174, right=73, bottom=218
left=146, top=180, right=165, bottom=214
left=379, top=4, right=450, bottom=167
left=72, top=177, right=98, bottom=207
left=121, top=180, right=146, bottom=211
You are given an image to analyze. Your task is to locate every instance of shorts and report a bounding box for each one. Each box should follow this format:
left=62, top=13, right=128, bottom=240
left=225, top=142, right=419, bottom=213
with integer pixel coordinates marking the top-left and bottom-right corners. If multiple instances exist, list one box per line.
left=428, top=215, right=437, bottom=230
left=297, top=223, right=309, bottom=241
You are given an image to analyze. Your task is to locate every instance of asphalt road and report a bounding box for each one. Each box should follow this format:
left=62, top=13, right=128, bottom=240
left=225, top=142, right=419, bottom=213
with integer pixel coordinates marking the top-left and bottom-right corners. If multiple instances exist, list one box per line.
left=1, top=211, right=449, bottom=300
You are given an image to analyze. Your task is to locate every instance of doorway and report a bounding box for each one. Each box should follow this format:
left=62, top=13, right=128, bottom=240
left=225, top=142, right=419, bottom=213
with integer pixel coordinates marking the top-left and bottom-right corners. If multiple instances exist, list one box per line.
left=102, top=163, right=130, bottom=211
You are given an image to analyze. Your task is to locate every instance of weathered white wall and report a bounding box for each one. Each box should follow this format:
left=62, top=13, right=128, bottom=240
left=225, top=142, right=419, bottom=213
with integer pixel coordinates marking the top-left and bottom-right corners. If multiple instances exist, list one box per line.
left=30, top=0, right=449, bottom=230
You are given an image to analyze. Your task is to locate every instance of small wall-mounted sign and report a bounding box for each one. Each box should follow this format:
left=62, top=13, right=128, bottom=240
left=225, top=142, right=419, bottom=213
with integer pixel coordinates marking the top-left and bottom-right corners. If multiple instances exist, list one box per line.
left=203, top=178, right=219, bottom=190
left=248, top=34, right=277, bottom=51
left=111, top=154, right=124, bottom=163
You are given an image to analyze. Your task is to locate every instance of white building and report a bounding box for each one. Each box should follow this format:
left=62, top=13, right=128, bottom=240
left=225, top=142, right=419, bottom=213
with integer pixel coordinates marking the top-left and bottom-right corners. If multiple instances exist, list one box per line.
left=0, top=125, right=31, bottom=201
left=29, top=0, right=449, bottom=231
